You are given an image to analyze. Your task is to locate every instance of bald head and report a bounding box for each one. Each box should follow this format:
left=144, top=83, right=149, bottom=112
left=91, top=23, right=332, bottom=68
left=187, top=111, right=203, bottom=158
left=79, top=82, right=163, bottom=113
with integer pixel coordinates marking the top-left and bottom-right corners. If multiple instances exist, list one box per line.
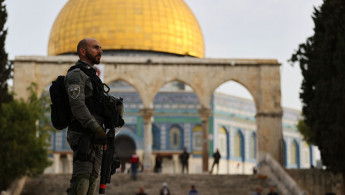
left=77, top=38, right=102, bottom=65
left=77, top=38, right=93, bottom=56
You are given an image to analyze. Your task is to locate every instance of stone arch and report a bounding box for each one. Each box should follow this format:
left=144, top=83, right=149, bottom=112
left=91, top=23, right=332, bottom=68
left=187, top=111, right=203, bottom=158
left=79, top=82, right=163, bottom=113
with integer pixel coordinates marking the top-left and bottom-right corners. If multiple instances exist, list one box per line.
left=152, top=78, right=201, bottom=103
left=103, top=66, right=155, bottom=108
left=152, top=79, right=200, bottom=117
left=29, top=63, right=73, bottom=99
left=114, top=134, right=137, bottom=158
left=13, top=56, right=284, bottom=170
left=114, top=132, right=137, bottom=172
left=116, top=127, right=139, bottom=147
left=107, top=78, right=144, bottom=98
left=213, top=79, right=257, bottom=110
left=152, top=80, right=199, bottom=153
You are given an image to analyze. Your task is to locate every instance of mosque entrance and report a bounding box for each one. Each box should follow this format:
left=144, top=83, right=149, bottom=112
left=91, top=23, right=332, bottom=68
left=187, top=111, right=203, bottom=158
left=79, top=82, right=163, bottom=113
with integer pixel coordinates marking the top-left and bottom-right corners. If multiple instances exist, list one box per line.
left=114, top=135, right=136, bottom=172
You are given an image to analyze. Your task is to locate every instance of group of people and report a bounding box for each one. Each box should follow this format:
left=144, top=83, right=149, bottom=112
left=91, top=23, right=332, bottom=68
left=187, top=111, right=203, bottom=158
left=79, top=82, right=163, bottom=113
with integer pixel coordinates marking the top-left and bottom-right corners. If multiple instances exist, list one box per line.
left=153, top=147, right=221, bottom=174
left=136, top=183, right=198, bottom=195
left=180, top=147, right=222, bottom=174
left=154, top=147, right=191, bottom=174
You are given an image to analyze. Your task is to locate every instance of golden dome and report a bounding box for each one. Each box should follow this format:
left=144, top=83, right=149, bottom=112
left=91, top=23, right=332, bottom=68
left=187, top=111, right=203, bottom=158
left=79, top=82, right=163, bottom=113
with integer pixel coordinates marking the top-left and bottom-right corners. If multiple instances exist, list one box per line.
left=48, top=0, right=204, bottom=58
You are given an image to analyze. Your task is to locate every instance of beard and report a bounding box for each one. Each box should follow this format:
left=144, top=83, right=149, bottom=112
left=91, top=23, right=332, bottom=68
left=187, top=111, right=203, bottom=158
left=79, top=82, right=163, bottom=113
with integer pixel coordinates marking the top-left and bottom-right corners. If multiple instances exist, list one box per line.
left=85, top=50, right=101, bottom=64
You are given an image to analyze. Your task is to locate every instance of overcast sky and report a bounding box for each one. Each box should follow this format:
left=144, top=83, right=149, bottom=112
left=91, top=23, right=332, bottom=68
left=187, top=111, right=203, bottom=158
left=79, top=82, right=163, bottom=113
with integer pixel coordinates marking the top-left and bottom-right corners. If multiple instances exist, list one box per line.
left=4, top=0, right=323, bottom=110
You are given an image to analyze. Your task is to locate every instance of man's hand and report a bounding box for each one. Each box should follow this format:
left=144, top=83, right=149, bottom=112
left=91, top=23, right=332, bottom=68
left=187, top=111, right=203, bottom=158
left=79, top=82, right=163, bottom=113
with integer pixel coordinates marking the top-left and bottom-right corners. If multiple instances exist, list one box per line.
left=93, top=126, right=107, bottom=145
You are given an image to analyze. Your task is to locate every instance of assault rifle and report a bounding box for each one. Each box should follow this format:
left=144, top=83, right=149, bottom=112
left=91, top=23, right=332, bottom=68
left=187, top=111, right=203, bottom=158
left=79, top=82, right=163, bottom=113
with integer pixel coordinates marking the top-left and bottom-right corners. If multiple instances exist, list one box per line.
left=99, top=127, right=120, bottom=194
left=99, top=95, right=125, bottom=194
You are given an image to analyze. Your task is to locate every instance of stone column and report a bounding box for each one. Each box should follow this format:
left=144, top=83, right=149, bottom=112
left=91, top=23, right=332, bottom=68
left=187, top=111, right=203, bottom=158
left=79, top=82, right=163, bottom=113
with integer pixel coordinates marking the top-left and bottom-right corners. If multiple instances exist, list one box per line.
left=140, top=108, right=154, bottom=171
left=256, top=112, right=284, bottom=166
left=198, top=108, right=211, bottom=172
left=67, top=153, right=73, bottom=173
left=53, top=153, right=61, bottom=173
left=173, top=154, right=179, bottom=174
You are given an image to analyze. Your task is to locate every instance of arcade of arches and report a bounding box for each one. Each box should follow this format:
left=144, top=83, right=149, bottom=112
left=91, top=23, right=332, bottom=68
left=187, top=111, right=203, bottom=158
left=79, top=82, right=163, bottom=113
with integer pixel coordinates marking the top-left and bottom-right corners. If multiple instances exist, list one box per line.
left=13, top=55, right=283, bottom=172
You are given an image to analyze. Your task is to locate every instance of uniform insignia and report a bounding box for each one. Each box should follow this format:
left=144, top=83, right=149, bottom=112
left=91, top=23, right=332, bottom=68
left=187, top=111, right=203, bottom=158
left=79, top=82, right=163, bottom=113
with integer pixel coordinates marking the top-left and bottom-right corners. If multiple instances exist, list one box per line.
left=68, top=85, right=81, bottom=99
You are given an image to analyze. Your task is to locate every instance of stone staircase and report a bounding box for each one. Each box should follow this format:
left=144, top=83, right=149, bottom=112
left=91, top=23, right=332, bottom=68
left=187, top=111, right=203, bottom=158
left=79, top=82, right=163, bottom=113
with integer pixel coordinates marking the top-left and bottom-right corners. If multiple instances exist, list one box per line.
left=21, top=173, right=280, bottom=195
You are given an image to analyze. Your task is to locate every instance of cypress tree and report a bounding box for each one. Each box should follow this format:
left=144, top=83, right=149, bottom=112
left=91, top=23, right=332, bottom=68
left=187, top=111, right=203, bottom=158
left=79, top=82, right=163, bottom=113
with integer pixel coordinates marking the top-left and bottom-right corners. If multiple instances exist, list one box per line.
left=0, top=0, right=13, bottom=106
left=291, top=0, right=345, bottom=182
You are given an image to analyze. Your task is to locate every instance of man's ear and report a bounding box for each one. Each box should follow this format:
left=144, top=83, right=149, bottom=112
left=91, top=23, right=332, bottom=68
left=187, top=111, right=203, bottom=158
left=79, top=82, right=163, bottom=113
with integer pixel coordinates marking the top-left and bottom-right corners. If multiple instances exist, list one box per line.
left=80, top=48, right=86, bottom=56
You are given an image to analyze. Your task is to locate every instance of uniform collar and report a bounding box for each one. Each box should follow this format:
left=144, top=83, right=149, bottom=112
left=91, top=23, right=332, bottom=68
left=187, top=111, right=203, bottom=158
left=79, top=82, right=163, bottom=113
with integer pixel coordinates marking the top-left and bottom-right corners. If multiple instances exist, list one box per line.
left=78, top=60, right=97, bottom=71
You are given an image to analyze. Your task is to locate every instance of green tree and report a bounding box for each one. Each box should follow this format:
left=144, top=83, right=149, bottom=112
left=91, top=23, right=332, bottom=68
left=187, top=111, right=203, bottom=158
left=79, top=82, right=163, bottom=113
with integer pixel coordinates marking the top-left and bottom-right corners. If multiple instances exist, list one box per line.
left=296, top=119, right=315, bottom=145
left=0, top=0, right=13, bottom=106
left=0, top=84, right=51, bottom=191
left=290, top=0, right=345, bottom=179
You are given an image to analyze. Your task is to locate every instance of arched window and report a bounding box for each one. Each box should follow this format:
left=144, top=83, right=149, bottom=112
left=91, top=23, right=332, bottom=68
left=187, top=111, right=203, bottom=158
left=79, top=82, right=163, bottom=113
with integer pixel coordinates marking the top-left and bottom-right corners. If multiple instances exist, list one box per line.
left=192, top=125, right=202, bottom=154
left=234, top=131, right=244, bottom=159
left=169, top=126, right=182, bottom=149
left=290, top=141, right=298, bottom=166
left=218, top=127, right=227, bottom=158
left=249, top=133, right=256, bottom=159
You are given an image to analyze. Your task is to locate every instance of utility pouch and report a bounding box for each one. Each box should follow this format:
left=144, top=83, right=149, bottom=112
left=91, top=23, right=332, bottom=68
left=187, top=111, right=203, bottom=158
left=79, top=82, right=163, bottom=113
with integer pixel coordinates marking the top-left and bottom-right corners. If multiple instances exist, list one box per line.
left=74, top=135, right=93, bottom=162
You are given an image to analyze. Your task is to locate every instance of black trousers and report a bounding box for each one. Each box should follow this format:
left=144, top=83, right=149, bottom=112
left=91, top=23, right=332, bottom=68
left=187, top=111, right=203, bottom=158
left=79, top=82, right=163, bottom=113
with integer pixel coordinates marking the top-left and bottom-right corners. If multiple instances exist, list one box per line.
left=182, top=162, right=188, bottom=173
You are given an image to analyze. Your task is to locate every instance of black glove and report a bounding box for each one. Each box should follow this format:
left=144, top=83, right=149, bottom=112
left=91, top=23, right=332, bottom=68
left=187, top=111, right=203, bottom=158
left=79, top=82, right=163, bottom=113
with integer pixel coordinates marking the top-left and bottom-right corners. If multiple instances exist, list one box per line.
left=93, top=126, right=107, bottom=145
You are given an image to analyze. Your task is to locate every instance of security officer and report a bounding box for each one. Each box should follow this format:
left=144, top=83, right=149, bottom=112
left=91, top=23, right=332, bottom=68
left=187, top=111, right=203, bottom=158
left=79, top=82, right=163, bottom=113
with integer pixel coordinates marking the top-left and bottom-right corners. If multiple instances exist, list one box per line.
left=65, top=38, right=107, bottom=195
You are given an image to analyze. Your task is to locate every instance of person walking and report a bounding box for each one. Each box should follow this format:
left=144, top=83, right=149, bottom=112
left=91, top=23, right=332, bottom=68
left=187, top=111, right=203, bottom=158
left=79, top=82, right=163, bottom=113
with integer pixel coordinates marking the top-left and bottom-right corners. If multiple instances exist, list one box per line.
left=209, top=148, right=221, bottom=174
left=65, top=38, right=107, bottom=195
left=159, top=182, right=170, bottom=195
left=179, top=147, right=190, bottom=173
left=130, top=152, right=140, bottom=180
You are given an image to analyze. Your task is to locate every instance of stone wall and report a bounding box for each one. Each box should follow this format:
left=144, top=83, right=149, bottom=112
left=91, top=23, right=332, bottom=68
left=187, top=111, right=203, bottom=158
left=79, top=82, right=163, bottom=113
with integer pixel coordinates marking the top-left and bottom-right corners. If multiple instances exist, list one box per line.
left=287, top=169, right=344, bottom=195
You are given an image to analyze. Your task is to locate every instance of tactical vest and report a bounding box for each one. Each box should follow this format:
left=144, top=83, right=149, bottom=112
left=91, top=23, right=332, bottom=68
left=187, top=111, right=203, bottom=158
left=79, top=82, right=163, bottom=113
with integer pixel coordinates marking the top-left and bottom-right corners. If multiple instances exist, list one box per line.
left=69, top=62, right=125, bottom=132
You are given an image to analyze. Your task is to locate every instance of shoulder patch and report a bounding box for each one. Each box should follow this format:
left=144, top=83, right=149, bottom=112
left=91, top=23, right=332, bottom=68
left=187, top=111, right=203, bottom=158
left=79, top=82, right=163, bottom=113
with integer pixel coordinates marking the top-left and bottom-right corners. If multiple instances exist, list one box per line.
left=68, top=85, right=81, bottom=99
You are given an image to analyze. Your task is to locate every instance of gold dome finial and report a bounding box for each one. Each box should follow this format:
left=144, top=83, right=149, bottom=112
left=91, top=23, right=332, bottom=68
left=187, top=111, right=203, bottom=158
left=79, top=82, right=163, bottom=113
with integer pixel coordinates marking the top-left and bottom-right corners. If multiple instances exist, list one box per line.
left=48, top=0, right=205, bottom=58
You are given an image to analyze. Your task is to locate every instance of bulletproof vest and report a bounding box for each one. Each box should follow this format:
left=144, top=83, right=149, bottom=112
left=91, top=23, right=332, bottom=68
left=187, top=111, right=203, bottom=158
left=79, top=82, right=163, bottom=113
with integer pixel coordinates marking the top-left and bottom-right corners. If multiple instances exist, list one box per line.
left=70, top=62, right=125, bottom=131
